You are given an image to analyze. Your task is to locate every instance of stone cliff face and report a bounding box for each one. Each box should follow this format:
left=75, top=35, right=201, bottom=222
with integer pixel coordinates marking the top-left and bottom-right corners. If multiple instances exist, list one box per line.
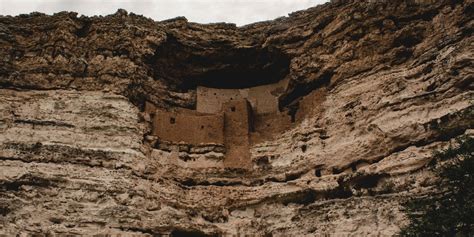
left=0, top=0, right=473, bottom=236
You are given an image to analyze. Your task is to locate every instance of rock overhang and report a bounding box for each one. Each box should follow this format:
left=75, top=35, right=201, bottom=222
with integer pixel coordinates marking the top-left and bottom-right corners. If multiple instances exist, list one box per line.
left=147, top=33, right=292, bottom=91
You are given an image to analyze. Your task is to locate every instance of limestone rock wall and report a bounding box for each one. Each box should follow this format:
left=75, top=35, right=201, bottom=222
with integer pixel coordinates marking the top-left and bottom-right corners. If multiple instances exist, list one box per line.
left=0, top=0, right=473, bottom=236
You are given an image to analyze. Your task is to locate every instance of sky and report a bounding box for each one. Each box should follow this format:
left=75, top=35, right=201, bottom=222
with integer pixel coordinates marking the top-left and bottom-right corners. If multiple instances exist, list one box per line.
left=0, top=0, right=329, bottom=26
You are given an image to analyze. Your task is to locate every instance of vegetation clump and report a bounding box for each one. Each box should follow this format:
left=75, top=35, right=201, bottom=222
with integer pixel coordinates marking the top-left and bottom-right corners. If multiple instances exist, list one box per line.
left=400, top=136, right=474, bottom=236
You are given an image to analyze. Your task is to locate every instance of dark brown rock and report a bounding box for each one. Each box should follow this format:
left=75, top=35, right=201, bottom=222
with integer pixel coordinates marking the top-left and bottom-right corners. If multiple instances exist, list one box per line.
left=0, top=0, right=473, bottom=235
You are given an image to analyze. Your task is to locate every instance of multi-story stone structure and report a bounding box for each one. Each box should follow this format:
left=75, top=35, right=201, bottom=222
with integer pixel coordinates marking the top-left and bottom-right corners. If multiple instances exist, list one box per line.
left=145, top=80, right=292, bottom=169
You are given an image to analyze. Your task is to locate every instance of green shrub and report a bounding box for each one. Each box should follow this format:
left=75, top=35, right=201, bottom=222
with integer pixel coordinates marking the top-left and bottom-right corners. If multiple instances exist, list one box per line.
left=400, top=136, right=474, bottom=237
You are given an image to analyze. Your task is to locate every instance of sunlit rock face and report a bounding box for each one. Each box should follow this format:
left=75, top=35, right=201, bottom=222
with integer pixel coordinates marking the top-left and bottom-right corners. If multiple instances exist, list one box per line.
left=0, top=0, right=473, bottom=236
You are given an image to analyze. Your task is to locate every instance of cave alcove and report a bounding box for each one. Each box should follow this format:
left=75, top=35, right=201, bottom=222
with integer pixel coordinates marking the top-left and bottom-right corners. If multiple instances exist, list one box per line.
left=149, top=34, right=291, bottom=91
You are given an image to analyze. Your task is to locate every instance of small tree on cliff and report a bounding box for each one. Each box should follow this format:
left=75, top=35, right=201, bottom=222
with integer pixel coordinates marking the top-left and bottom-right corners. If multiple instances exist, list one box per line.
left=400, top=136, right=474, bottom=236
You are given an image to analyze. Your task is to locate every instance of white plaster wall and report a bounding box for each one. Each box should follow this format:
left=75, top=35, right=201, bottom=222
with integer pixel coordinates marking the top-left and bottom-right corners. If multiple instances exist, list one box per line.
left=196, top=79, right=288, bottom=114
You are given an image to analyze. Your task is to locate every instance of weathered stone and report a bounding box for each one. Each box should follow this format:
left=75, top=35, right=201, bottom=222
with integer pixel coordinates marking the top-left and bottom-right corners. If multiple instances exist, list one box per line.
left=0, top=0, right=473, bottom=236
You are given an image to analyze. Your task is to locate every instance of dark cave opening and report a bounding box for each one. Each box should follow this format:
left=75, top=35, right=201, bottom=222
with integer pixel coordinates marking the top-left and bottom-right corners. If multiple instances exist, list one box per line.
left=0, top=207, right=10, bottom=216
left=279, top=70, right=333, bottom=109
left=148, top=34, right=291, bottom=90
left=192, top=47, right=291, bottom=89
left=315, top=169, right=322, bottom=177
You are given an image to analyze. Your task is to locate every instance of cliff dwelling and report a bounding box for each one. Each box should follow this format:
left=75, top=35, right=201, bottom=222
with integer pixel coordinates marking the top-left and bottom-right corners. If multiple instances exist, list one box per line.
left=145, top=78, right=293, bottom=169
left=2, top=0, right=473, bottom=236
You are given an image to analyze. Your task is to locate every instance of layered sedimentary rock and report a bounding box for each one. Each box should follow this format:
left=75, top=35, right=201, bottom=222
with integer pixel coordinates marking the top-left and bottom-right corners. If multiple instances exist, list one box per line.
left=0, top=0, right=473, bottom=235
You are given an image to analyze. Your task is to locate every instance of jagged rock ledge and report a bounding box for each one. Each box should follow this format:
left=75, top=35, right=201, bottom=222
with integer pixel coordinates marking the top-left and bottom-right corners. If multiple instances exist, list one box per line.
left=0, top=0, right=473, bottom=235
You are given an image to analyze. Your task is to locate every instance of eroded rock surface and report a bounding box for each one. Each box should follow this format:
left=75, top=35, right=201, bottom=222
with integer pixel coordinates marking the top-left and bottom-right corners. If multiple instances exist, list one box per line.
left=0, top=0, right=473, bottom=236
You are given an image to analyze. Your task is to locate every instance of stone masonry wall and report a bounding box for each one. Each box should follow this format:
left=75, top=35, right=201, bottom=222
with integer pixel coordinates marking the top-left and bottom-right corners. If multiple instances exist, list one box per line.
left=152, top=109, right=225, bottom=145
left=196, top=79, right=288, bottom=115
left=1, top=1, right=473, bottom=235
left=223, top=99, right=253, bottom=169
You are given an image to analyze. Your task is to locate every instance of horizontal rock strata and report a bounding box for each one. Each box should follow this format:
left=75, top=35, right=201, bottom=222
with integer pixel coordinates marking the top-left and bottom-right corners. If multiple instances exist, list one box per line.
left=0, top=0, right=473, bottom=235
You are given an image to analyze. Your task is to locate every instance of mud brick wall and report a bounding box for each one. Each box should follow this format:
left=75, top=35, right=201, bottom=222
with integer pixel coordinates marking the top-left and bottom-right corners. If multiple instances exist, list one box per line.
left=197, top=79, right=288, bottom=115
left=223, top=99, right=253, bottom=169
left=152, top=108, right=225, bottom=145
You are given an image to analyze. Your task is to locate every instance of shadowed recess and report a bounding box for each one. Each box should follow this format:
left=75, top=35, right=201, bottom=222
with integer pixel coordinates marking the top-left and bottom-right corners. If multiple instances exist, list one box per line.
left=148, top=34, right=291, bottom=90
